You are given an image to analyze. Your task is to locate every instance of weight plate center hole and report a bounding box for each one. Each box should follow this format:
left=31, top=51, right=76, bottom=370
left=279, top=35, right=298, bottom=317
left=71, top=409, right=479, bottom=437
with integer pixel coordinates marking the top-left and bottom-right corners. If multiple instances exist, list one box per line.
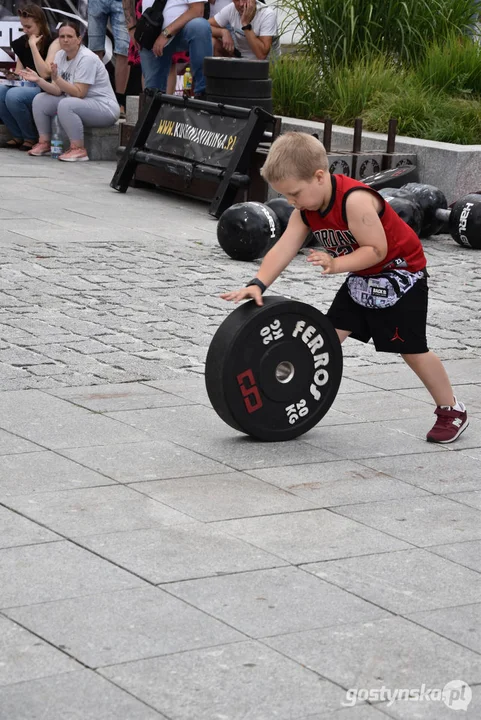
left=275, top=361, right=295, bottom=384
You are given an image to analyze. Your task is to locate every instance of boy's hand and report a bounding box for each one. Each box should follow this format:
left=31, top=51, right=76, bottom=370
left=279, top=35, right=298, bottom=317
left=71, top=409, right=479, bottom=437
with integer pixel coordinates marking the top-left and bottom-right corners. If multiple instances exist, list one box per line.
left=220, top=286, right=263, bottom=306
left=307, top=249, right=337, bottom=274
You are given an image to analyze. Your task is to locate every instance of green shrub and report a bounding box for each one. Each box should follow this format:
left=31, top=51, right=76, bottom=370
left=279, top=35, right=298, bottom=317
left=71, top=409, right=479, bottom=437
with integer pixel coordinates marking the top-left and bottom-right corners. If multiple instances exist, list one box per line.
left=280, top=0, right=481, bottom=69
left=271, top=53, right=481, bottom=144
left=417, top=31, right=481, bottom=95
left=271, top=54, right=323, bottom=118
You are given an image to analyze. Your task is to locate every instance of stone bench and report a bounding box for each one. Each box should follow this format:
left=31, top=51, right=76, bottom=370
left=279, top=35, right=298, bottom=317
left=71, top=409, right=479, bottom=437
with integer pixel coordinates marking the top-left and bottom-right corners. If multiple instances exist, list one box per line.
left=0, top=121, right=121, bottom=161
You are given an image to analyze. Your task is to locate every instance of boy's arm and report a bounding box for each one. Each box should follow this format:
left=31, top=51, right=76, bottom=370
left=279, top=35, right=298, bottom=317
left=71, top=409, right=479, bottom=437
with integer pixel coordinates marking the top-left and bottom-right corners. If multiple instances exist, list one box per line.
left=308, top=190, right=387, bottom=274
left=221, top=209, right=309, bottom=305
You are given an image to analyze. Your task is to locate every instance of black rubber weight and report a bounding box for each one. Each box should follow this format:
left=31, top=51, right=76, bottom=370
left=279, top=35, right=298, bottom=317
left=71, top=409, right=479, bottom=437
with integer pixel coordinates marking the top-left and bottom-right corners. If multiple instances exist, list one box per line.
left=362, top=165, right=419, bottom=190
left=205, top=296, right=343, bottom=441
left=206, top=77, right=272, bottom=98
left=206, top=94, right=273, bottom=112
left=203, top=57, right=270, bottom=80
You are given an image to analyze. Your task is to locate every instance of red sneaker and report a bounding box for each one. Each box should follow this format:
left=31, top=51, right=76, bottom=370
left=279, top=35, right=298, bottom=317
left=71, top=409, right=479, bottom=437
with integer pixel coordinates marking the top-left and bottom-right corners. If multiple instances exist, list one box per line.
left=426, top=405, right=469, bottom=443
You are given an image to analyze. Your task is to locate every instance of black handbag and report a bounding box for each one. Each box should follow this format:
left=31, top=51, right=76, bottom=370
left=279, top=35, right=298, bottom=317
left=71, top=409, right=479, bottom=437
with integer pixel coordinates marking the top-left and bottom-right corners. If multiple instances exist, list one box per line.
left=134, top=0, right=168, bottom=50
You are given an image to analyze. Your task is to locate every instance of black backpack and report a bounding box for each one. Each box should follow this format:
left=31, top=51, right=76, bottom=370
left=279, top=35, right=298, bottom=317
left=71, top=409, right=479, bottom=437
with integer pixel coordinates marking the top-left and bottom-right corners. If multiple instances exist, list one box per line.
left=134, top=0, right=168, bottom=50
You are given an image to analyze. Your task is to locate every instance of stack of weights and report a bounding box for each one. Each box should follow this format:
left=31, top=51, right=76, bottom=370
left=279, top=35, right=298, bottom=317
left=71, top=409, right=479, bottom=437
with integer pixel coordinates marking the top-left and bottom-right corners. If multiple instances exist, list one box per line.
left=203, top=57, right=273, bottom=113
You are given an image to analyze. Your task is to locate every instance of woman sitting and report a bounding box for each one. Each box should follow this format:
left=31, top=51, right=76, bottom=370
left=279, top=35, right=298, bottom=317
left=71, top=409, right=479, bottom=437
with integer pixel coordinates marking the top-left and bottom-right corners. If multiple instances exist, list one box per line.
left=0, top=5, right=59, bottom=151
left=22, top=20, right=120, bottom=162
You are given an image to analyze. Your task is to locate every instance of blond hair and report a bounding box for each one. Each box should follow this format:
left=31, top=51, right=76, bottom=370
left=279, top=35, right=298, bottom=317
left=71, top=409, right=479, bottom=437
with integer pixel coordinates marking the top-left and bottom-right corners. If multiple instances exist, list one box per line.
left=261, top=132, right=329, bottom=184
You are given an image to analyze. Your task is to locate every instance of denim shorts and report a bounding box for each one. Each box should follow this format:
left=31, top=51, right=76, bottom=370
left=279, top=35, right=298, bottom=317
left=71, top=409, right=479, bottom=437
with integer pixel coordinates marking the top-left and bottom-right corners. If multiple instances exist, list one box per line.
left=88, top=0, right=130, bottom=56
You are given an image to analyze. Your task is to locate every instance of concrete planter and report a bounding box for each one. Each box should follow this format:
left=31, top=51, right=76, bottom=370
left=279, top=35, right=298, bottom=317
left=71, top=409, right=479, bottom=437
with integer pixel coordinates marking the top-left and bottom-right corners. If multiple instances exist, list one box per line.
left=281, top=117, right=481, bottom=203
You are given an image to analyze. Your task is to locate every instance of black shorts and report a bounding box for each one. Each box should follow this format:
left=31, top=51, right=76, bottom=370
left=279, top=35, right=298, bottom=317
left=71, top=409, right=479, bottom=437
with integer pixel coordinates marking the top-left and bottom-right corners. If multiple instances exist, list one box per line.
left=327, top=277, right=429, bottom=354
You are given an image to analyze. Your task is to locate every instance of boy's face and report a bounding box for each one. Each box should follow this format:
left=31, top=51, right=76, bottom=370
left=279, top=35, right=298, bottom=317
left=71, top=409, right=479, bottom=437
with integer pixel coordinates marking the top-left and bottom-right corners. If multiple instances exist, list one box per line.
left=271, top=170, right=327, bottom=212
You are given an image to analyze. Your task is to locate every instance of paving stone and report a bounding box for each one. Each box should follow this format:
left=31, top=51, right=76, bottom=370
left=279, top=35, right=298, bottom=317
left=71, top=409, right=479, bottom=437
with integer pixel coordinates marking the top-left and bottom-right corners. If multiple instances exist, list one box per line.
left=164, top=566, right=390, bottom=638
left=331, top=391, right=432, bottom=422
left=446, top=489, right=481, bottom=511
left=302, top=548, right=481, bottom=614
left=213, top=509, right=409, bottom=564
left=0, top=390, right=150, bottom=449
left=264, top=616, right=481, bottom=691
left=0, top=429, right=40, bottom=456
left=382, top=416, right=481, bottom=451
left=0, top=669, right=167, bottom=719
left=301, top=420, right=447, bottom=459
left=333, top=496, right=481, bottom=546
left=248, top=460, right=429, bottom=507
left=0, top=615, right=79, bottom=687
left=130, top=472, right=318, bottom=521
left=0, top=541, right=145, bottom=608
left=4, top=484, right=194, bottom=538
left=99, top=640, right=348, bottom=720
left=406, top=603, right=481, bottom=654
left=45, top=381, right=193, bottom=412
left=375, top=685, right=481, bottom=719
left=78, top=524, right=288, bottom=583
left=427, top=540, right=481, bottom=573
left=0, top=505, right=59, bottom=549
left=105, top=405, right=339, bottom=469
left=0, top=450, right=116, bottom=499
left=5, top=585, right=243, bottom=668
left=359, top=451, right=481, bottom=494
left=60, top=439, right=228, bottom=483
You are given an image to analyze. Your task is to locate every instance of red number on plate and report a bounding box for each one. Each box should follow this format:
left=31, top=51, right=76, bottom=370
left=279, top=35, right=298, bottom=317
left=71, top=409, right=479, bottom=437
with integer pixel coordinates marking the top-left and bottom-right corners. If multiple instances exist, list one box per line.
left=236, top=369, right=263, bottom=413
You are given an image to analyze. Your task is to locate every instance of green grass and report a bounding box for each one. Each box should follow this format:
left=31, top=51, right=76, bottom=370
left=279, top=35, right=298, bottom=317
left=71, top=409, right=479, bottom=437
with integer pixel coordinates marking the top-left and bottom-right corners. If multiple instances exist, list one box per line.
left=280, top=0, right=481, bottom=69
left=271, top=52, right=481, bottom=144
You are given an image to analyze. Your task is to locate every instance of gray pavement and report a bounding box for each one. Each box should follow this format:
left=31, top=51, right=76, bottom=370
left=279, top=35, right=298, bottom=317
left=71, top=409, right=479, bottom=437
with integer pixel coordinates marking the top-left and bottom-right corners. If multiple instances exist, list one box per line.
left=0, top=150, right=480, bottom=719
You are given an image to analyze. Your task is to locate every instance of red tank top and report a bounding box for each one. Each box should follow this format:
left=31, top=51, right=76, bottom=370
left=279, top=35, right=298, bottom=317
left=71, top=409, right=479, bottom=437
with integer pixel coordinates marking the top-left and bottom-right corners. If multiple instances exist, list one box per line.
left=301, top=175, right=426, bottom=276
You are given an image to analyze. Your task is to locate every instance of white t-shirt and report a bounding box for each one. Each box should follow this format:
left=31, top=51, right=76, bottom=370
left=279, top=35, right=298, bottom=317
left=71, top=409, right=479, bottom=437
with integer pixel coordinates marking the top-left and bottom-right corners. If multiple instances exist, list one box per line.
left=142, top=0, right=208, bottom=28
left=214, top=1, right=279, bottom=60
left=209, top=0, right=231, bottom=17
left=55, top=46, right=117, bottom=106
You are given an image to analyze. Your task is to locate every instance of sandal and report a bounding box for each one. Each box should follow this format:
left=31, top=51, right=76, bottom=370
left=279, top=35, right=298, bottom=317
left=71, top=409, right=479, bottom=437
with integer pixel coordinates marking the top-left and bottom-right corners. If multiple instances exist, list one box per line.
left=20, top=141, right=36, bottom=151
left=4, top=138, right=23, bottom=148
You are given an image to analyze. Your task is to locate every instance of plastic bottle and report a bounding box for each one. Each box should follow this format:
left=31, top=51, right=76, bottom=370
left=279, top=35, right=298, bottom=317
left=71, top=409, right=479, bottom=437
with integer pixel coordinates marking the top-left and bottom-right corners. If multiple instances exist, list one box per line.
left=50, top=114, right=63, bottom=159
left=183, top=66, right=193, bottom=96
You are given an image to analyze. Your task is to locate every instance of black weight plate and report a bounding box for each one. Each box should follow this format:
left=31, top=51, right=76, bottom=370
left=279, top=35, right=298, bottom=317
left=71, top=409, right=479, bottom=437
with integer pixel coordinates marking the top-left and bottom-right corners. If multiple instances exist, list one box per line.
left=206, top=77, right=273, bottom=98
left=206, top=94, right=273, bottom=112
left=205, top=297, right=343, bottom=441
left=203, top=57, right=270, bottom=80
left=363, top=166, right=419, bottom=190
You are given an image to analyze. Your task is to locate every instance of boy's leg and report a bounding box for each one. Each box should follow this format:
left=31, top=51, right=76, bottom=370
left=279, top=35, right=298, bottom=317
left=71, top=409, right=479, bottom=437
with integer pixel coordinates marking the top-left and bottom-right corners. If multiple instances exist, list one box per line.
left=336, top=329, right=352, bottom=344
left=401, top=351, right=454, bottom=407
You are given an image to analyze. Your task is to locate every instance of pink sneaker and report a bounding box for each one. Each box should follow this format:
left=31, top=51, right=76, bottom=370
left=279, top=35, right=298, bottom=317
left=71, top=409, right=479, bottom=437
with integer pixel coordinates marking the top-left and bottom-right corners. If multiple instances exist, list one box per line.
left=59, top=148, right=89, bottom=162
left=28, top=142, right=50, bottom=156
left=426, top=404, right=469, bottom=443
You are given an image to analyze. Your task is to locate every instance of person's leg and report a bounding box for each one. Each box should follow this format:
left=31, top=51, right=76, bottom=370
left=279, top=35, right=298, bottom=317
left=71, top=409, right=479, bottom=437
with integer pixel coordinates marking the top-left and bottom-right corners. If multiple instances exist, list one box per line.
left=180, top=17, right=213, bottom=95
left=56, top=96, right=119, bottom=159
left=139, top=48, right=174, bottom=91
left=166, top=63, right=177, bottom=94
left=401, top=352, right=455, bottom=407
left=87, top=0, right=108, bottom=55
left=4, top=86, right=42, bottom=145
left=0, top=86, right=24, bottom=143
left=110, top=0, right=131, bottom=106
left=29, top=93, right=61, bottom=153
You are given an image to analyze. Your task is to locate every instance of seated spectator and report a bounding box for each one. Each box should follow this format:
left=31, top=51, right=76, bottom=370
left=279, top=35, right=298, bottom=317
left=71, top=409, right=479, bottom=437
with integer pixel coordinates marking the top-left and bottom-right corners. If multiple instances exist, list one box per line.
left=88, top=0, right=131, bottom=116
left=0, top=5, right=59, bottom=151
left=123, top=0, right=212, bottom=96
left=209, top=0, right=279, bottom=61
left=21, top=21, right=120, bottom=162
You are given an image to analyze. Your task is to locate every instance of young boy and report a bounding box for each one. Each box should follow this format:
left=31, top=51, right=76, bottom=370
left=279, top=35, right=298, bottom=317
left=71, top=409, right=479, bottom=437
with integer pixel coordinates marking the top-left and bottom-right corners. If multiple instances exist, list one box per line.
left=221, top=132, right=468, bottom=443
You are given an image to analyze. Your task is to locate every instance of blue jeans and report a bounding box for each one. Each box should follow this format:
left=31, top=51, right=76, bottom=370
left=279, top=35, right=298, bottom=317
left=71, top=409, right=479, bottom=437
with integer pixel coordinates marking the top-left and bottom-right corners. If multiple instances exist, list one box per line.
left=140, top=17, right=212, bottom=93
left=88, top=0, right=130, bottom=55
left=0, top=85, right=41, bottom=141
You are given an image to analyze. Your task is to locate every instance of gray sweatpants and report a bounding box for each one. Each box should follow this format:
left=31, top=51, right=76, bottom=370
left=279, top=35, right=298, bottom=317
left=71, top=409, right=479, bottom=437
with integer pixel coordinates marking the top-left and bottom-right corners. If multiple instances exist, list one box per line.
left=32, top=93, right=119, bottom=143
